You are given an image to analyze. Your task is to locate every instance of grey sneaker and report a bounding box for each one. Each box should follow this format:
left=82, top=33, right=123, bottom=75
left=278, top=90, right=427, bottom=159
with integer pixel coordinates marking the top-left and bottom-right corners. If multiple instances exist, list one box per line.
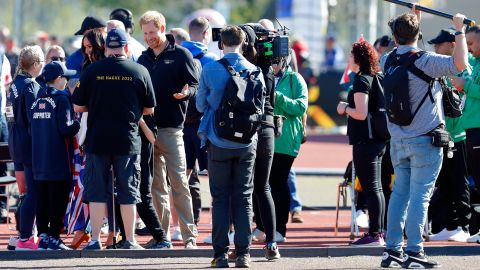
left=265, top=242, right=280, bottom=260
left=120, top=240, right=144, bottom=250
left=235, top=254, right=251, bottom=268
left=185, top=238, right=198, bottom=249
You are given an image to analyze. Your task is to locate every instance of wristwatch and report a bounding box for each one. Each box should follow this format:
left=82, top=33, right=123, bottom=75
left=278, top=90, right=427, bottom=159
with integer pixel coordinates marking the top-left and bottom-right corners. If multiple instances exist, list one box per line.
left=455, top=31, right=464, bottom=36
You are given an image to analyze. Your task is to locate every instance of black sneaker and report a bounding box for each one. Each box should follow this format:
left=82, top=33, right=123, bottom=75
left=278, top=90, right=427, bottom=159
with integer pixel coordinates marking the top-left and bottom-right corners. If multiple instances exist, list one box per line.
left=402, top=251, right=441, bottom=269
left=211, top=254, right=229, bottom=268
left=48, top=238, right=72, bottom=250
left=380, top=249, right=404, bottom=268
left=135, top=227, right=150, bottom=236
left=106, top=240, right=125, bottom=249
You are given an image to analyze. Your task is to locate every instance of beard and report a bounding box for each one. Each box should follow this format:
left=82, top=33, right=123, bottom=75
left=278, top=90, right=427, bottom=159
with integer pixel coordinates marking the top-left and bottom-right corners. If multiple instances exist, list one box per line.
left=147, top=36, right=162, bottom=50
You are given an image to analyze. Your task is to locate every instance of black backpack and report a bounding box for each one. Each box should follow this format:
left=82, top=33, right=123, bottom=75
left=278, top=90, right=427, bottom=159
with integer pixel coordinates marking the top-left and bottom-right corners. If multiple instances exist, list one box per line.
left=362, top=73, right=390, bottom=140
left=439, top=77, right=463, bottom=118
left=214, top=58, right=265, bottom=144
left=383, top=49, right=435, bottom=126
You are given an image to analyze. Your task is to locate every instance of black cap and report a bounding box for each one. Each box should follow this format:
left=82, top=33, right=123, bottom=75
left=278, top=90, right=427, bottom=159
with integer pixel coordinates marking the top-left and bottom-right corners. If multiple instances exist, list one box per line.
left=41, top=61, right=76, bottom=82
left=239, top=24, right=257, bottom=46
left=428, top=28, right=456, bottom=45
left=75, top=16, right=106, bottom=35
left=379, top=35, right=393, bottom=47
left=106, top=28, right=129, bottom=48
left=110, top=8, right=133, bottom=30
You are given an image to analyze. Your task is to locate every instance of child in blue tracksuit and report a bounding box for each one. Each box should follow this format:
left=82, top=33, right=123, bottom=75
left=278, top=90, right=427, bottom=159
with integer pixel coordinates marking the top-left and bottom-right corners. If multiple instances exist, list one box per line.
left=31, top=61, right=79, bottom=250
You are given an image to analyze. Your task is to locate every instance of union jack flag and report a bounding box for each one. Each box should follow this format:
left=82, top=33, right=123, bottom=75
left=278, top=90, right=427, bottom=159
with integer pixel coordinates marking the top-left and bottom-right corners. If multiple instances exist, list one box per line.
left=64, top=135, right=89, bottom=234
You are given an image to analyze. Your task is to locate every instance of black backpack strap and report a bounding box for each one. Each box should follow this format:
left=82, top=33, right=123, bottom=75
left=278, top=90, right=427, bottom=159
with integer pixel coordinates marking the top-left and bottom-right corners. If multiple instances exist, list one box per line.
left=406, top=51, right=434, bottom=84
left=194, top=50, right=207, bottom=60
left=218, top=58, right=238, bottom=76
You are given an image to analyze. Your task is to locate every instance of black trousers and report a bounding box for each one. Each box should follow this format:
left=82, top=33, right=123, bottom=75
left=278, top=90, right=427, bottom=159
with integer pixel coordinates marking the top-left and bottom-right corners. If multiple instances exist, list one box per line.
left=429, top=140, right=471, bottom=233
left=252, top=125, right=276, bottom=242
left=353, top=142, right=386, bottom=234
left=268, top=153, right=295, bottom=237
left=35, top=180, right=71, bottom=239
left=118, top=137, right=166, bottom=242
left=466, top=128, right=480, bottom=203
left=189, top=167, right=201, bottom=225
left=380, top=142, right=394, bottom=228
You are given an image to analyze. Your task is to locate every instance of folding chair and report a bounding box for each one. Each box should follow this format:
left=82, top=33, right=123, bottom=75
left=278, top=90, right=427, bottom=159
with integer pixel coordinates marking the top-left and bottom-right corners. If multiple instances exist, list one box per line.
left=0, top=142, right=16, bottom=230
left=334, top=161, right=359, bottom=240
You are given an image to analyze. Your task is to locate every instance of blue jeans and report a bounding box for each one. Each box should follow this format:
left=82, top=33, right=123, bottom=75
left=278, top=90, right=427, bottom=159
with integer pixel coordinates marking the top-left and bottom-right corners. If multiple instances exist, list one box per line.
left=208, top=141, right=256, bottom=258
left=288, top=170, right=302, bottom=212
left=386, top=136, right=442, bottom=253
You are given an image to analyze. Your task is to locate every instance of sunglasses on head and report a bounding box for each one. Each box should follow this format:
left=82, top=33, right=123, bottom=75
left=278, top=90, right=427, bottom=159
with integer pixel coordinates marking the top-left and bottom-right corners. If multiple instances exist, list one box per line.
left=50, top=56, right=65, bottom=62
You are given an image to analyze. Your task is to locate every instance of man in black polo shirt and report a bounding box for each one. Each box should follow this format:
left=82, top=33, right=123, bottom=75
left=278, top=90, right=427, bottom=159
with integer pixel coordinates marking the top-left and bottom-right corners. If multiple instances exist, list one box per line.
left=137, top=11, right=199, bottom=248
left=72, top=28, right=156, bottom=250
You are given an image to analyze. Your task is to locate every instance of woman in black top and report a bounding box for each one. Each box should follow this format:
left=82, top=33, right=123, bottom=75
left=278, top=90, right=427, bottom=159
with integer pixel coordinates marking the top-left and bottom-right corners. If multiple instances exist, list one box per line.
left=337, top=40, right=386, bottom=246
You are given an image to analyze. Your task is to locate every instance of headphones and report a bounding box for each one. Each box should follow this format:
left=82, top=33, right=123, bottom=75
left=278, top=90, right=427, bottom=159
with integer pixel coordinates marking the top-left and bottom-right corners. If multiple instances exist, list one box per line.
left=216, top=26, right=254, bottom=52
left=391, top=18, right=422, bottom=44
left=110, top=8, right=134, bottom=33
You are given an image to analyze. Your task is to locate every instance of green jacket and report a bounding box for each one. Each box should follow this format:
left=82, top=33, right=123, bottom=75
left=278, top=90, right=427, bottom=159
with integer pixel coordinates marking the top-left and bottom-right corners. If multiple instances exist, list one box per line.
left=273, top=68, right=308, bottom=157
left=462, top=54, right=480, bottom=130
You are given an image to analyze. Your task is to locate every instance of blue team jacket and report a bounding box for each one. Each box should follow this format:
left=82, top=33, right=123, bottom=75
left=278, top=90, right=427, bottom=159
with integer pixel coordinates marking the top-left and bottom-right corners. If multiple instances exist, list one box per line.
left=31, top=86, right=80, bottom=181
left=8, top=74, right=40, bottom=165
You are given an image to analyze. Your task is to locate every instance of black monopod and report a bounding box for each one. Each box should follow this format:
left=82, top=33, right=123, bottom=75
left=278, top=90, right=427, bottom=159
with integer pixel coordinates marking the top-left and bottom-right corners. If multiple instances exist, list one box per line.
left=383, top=0, right=476, bottom=27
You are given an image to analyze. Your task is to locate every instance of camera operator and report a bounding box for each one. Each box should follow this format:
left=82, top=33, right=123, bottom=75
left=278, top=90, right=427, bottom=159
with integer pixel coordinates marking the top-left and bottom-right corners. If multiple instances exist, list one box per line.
left=236, top=23, right=281, bottom=261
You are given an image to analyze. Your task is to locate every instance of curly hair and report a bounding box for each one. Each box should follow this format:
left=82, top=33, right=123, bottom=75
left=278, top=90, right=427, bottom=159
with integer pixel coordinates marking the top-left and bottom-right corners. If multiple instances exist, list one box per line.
left=351, top=40, right=380, bottom=75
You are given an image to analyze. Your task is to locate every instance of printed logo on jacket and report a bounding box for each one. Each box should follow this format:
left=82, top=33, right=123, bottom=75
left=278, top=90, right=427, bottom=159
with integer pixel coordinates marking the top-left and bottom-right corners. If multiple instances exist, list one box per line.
left=31, top=97, right=56, bottom=119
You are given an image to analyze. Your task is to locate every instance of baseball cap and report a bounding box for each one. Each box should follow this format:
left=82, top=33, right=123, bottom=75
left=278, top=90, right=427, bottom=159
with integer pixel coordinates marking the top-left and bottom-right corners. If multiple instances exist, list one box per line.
left=110, top=8, right=133, bottom=29
left=106, top=28, right=129, bottom=48
left=41, top=61, right=76, bottom=82
left=75, top=16, right=106, bottom=35
left=428, top=28, right=455, bottom=45
left=379, top=35, right=393, bottom=47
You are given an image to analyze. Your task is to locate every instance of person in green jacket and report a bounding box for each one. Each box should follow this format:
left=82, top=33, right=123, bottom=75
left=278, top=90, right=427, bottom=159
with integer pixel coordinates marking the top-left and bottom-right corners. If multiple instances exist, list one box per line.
left=269, top=52, right=308, bottom=241
left=451, top=25, right=480, bottom=243
left=427, top=28, right=471, bottom=243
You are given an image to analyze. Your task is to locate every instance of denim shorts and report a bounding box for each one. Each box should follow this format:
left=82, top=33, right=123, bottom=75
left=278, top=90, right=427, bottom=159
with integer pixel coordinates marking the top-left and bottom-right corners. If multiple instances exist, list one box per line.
left=83, top=153, right=141, bottom=204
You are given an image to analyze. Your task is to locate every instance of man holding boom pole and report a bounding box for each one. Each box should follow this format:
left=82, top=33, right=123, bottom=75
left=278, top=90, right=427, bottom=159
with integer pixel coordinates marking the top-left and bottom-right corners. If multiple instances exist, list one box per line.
left=379, top=5, right=468, bottom=269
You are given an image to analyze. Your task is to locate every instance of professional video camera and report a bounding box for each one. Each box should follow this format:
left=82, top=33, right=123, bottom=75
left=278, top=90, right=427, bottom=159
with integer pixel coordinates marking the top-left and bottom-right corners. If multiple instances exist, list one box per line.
left=212, top=21, right=290, bottom=61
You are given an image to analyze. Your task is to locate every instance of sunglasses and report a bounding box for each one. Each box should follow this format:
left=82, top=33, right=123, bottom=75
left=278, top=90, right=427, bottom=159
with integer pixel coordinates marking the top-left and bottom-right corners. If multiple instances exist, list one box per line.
left=50, top=56, right=65, bottom=62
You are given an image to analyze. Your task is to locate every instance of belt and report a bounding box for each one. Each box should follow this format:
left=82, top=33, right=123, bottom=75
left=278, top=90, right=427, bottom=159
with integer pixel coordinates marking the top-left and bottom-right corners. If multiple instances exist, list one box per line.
left=260, top=114, right=274, bottom=126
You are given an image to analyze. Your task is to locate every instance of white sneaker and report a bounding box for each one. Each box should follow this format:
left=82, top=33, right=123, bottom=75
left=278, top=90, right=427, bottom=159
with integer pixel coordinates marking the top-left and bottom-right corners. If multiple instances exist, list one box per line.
left=448, top=227, right=470, bottom=242
left=171, top=226, right=183, bottom=241
left=100, top=217, right=109, bottom=234
left=184, top=239, right=198, bottom=249
left=274, top=231, right=286, bottom=243
left=355, top=210, right=369, bottom=229
left=429, top=228, right=459, bottom=241
left=135, top=219, right=146, bottom=230
left=467, top=231, right=480, bottom=243
left=252, top=228, right=266, bottom=242
left=203, top=235, right=212, bottom=244
left=7, top=236, right=19, bottom=250
left=228, top=231, right=235, bottom=244
left=203, top=232, right=235, bottom=244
